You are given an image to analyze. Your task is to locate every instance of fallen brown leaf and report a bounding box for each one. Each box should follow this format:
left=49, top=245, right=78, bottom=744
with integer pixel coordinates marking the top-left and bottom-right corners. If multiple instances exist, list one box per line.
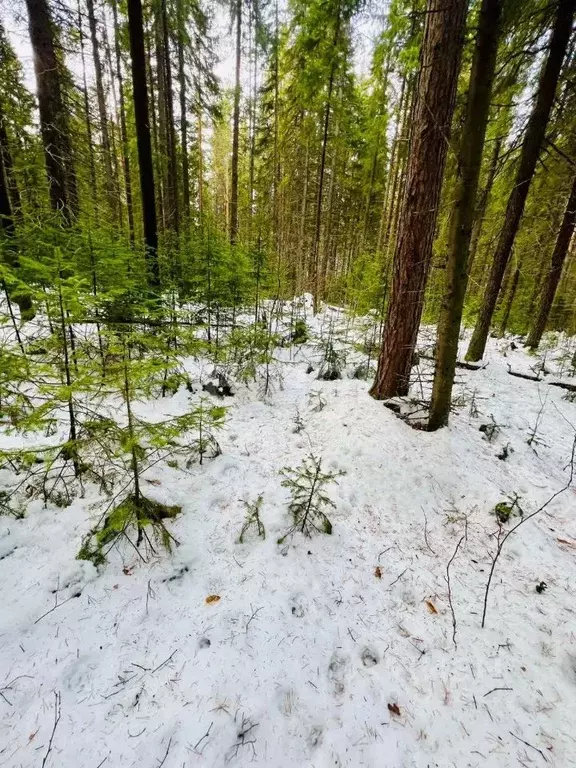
left=557, top=538, right=576, bottom=549
left=205, top=595, right=221, bottom=605
left=374, top=566, right=382, bottom=579
left=387, top=702, right=401, bottom=716
left=425, top=600, right=438, bottom=614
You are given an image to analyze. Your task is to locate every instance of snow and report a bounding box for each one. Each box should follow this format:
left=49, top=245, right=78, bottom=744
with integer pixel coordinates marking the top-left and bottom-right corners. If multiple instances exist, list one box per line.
left=1, top=304, right=576, bottom=768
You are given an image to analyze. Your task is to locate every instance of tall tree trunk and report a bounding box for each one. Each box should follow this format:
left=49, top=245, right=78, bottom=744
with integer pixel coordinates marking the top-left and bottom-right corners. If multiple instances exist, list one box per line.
left=526, top=169, right=576, bottom=348
left=160, top=0, right=179, bottom=234
left=86, top=0, right=117, bottom=224
left=0, top=108, right=34, bottom=318
left=25, top=0, right=77, bottom=223
left=230, top=0, right=242, bottom=245
left=370, top=0, right=468, bottom=400
left=177, top=0, right=190, bottom=228
left=78, top=1, right=98, bottom=198
left=428, top=0, right=503, bottom=430
left=127, top=0, right=160, bottom=287
left=468, top=136, right=501, bottom=274
left=112, top=0, right=136, bottom=246
left=197, top=85, right=204, bottom=236
left=312, top=3, right=341, bottom=313
left=498, top=264, right=520, bottom=336
left=466, top=0, right=576, bottom=361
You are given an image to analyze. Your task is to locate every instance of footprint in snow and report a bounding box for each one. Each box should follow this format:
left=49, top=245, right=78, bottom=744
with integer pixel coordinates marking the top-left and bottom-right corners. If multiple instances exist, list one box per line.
left=290, top=595, right=306, bottom=618
left=361, top=647, right=379, bottom=668
left=327, top=650, right=348, bottom=696
left=307, top=726, right=324, bottom=748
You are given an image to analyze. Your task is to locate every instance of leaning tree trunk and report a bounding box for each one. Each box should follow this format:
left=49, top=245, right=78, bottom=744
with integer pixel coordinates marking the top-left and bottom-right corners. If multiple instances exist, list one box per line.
left=126, top=0, right=160, bottom=288
left=25, top=0, right=77, bottom=223
left=370, top=0, right=468, bottom=400
left=428, top=0, right=503, bottom=430
left=466, top=0, right=576, bottom=361
left=526, top=169, right=576, bottom=349
left=468, top=137, right=501, bottom=275
left=229, top=0, right=242, bottom=245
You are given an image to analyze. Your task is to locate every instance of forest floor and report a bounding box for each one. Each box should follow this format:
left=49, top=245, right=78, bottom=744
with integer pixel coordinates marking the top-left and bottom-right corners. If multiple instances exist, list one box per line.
left=2, top=299, right=576, bottom=768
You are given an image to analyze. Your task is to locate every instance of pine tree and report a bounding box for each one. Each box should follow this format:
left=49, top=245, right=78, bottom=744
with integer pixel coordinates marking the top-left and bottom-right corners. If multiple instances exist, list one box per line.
left=428, top=0, right=503, bottom=430
left=370, top=0, right=468, bottom=400
left=466, top=0, right=576, bottom=361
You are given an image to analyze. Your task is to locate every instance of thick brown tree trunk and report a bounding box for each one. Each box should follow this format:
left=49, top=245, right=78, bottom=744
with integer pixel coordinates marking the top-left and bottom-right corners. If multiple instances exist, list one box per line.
left=230, top=0, right=242, bottom=245
left=26, top=0, right=78, bottom=223
left=466, top=0, right=576, bottom=361
left=428, top=0, right=503, bottom=430
left=526, top=170, right=576, bottom=349
left=127, top=0, right=160, bottom=287
left=370, top=0, right=468, bottom=400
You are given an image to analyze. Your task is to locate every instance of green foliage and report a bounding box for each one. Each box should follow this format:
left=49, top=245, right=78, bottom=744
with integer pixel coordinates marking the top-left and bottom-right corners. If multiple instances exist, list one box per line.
left=78, top=494, right=181, bottom=566
left=239, top=495, right=266, bottom=543
left=494, top=494, right=523, bottom=524
left=291, top=319, right=309, bottom=344
left=278, top=454, right=344, bottom=541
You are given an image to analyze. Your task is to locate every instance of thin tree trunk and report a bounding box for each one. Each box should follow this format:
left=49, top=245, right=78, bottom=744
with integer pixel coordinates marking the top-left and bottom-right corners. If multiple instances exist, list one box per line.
left=112, top=0, right=136, bottom=246
left=197, top=87, right=204, bottom=236
left=86, top=0, right=117, bottom=224
left=370, top=0, right=467, bottom=400
left=177, top=0, right=190, bottom=227
left=466, top=0, right=576, bottom=361
left=526, top=170, right=576, bottom=348
left=468, top=136, right=501, bottom=274
left=498, top=264, right=520, bottom=336
left=230, top=0, right=242, bottom=245
left=127, top=0, right=160, bottom=287
left=428, top=0, right=503, bottom=430
left=160, top=0, right=179, bottom=234
left=312, top=3, right=341, bottom=313
left=25, top=0, right=77, bottom=222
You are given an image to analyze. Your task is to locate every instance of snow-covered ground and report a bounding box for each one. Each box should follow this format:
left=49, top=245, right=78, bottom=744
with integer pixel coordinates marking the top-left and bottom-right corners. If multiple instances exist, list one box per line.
left=2, top=305, right=576, bottom=768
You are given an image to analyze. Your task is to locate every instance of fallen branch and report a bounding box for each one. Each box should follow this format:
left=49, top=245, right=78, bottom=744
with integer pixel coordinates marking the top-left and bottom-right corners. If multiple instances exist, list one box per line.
left=507, top=366, right=541, bottom=382
left=446, top=521, right=467, bottom=648
left=548, top=380, right=576, bottom=393
left=157, top=737, right=173, bottom=768
left=419, top=353, right=488, bottom=371
left=41, top=691, right=61, bottom=768
left=481, top=434, right=576, bottom=628
left=34, top=593, right=78, bottom=625
left=510, top=730, right=548, bottom=762
left=484, top=686, right=513, bottom=697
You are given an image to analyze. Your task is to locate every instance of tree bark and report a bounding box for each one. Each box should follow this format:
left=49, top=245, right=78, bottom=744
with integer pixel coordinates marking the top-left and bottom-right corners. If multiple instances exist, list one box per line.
left=230, top=0, right=242, bottom=245
left=526, top=169, right=576, bottom=348
left=25, top=0, right=78, bottom=223
left=112, top=0, right=136, bottom=246
left=177, top=0, right=190, bottom=227
left=312, top=2, right=341, bottom=313
left=127, top=0, right=160, bottom=287
left=468, top=137, right=501, bottom=275
left=370, top=0, right=468, bottom=400
left=86, top=0, right=117, bottom=224
left=428, top=0, right=503, bottom=430
left=466, top=0, right=576, bottom=361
